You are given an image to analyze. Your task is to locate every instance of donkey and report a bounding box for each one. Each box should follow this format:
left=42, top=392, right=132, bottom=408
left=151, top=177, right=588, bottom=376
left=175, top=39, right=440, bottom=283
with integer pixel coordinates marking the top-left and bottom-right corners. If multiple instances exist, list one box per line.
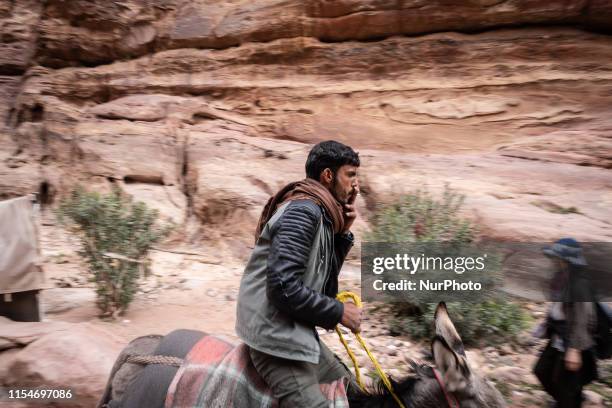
left=347, top=303, right=506, bottom=408
left=98, top=302, right=506, bottom=407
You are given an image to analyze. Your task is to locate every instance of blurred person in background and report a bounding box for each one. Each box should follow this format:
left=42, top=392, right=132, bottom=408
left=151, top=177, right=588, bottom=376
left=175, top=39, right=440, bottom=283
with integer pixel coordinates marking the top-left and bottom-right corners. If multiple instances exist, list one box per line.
left=534, top=238, right=598, bottom=408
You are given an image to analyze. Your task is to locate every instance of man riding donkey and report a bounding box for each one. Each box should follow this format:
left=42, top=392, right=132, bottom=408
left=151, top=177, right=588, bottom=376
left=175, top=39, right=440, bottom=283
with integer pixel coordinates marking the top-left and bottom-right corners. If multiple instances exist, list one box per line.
left=97, top=139, right=507, bottom=408
left=235, top=140, right=362, bottom=407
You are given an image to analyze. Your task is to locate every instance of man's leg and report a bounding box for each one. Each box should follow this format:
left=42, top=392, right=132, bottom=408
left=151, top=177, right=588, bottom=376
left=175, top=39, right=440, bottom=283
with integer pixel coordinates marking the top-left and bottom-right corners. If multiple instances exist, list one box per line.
left=249, top=347, right=329, bottom=408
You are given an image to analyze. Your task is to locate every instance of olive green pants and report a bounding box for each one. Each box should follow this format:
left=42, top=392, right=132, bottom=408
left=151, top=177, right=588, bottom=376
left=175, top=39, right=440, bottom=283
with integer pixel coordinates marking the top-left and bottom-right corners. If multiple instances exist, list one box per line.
left=249, top=341, right=354, bottom=408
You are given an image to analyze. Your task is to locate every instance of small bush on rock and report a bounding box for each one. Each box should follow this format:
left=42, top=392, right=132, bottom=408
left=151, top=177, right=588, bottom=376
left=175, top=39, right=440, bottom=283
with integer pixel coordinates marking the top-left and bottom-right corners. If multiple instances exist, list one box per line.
left=57, top=187, right=171, bottom=318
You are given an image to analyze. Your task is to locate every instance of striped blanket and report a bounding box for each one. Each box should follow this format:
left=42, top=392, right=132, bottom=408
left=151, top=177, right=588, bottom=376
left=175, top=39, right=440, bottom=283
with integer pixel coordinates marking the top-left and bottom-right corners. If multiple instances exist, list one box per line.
left=164, top=335, right=349, bottom=408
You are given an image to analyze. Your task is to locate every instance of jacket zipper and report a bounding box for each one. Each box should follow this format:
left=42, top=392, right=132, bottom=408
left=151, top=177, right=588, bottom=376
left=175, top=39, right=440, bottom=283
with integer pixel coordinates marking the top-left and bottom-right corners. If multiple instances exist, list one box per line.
left=321, top=211, right=334, bottom=295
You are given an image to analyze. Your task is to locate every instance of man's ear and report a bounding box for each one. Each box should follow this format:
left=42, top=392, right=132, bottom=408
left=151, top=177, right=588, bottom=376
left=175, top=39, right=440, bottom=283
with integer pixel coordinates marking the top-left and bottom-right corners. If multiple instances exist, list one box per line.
left=319, top=168, right=333, bottom=185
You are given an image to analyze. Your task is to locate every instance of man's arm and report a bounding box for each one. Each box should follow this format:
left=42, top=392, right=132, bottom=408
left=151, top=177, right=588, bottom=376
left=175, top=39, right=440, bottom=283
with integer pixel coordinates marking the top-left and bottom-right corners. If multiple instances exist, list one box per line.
left=265, top=200, right=344, bottom=330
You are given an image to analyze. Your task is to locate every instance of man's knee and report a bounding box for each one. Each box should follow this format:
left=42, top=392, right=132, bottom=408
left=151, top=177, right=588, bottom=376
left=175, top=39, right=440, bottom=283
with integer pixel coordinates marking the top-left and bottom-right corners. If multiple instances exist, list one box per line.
left=317, top=342, right=363, bottom=399
left=249, top=347, right=329, bottom=408
left=318, top=342, right=352, bottom=383
left=277, top=383, right=330, bottom=408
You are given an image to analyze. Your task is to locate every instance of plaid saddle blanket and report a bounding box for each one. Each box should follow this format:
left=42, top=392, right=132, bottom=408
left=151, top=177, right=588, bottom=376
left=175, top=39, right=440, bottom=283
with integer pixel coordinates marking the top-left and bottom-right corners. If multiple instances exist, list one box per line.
left=164, top=335, right=349, bottom=408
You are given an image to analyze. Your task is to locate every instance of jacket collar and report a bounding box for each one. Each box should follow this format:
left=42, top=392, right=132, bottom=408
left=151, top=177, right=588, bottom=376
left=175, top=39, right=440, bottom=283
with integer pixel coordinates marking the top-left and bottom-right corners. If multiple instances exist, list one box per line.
left=320, top=204, right=334, bottom=226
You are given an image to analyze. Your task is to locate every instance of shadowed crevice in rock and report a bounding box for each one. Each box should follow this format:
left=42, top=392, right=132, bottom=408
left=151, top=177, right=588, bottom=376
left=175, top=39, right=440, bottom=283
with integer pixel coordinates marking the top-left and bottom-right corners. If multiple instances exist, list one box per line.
left=180, top=127, right=195, bottom=222
left=123, top=175, right=165, bottom=186
left=38, top=180, right=54, bottom=205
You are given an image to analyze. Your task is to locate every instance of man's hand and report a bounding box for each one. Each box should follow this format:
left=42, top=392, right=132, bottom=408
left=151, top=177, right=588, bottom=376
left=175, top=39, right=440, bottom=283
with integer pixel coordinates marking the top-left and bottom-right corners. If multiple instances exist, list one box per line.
left=342, top=185, right=359, bottom=233
left=340, top=302, right=362, bottom=333
left=565, top=348, right=582, bottom=371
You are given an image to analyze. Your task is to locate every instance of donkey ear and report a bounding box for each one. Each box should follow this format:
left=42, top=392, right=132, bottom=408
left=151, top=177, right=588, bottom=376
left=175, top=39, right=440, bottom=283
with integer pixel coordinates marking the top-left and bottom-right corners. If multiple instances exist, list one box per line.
left=432, top=336, right=471, bottom=393
left=432, top=303, right=471, bottom=393
left=434, top=302, right=465, bottom=357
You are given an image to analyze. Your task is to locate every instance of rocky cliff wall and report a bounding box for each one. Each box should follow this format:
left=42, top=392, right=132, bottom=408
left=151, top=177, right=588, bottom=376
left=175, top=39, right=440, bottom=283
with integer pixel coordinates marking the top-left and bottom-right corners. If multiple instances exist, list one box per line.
left=1, top=0, right=611, bottom=244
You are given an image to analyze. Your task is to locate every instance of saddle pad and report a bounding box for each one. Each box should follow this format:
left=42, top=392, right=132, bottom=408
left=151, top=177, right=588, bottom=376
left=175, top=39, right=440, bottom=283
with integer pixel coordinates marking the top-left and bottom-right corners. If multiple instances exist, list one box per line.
left=165, top=335, right=349, bottom=408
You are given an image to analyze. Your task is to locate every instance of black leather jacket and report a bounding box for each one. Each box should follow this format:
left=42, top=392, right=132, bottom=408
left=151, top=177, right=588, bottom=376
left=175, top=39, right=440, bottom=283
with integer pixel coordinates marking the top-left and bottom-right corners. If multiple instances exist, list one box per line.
left=265, top=199, right=354, bottom=330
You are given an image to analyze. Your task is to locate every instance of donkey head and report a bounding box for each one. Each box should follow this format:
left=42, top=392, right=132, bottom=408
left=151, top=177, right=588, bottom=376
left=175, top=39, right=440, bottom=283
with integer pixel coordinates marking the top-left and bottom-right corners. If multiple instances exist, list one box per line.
left=401, top=302, right=506, bottom=408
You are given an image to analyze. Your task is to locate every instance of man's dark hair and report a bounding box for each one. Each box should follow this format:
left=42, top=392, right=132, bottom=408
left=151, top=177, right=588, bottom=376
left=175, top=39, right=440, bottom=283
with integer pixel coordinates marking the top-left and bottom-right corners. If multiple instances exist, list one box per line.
left=305, top=140, right=360, bottom=180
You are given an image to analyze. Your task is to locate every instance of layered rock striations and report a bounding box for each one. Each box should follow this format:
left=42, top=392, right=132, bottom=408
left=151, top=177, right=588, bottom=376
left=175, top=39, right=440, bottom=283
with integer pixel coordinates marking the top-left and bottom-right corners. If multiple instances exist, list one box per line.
left=1, top=0, right=611, bottom=243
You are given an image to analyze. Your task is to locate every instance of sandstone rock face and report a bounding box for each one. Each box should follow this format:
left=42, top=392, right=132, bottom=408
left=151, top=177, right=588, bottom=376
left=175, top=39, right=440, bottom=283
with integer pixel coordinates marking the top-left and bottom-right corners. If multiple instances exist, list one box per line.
left=27, top=0, right=612, bottom=68
left=1, top=322, right=123, bottom=408
left=0, top=317, right=72, bottom=349
left=1, top=0, right=611, bottom=244
left=0, top=0, right=41, bottom=75
left=35, top=0, right=175, bottom=67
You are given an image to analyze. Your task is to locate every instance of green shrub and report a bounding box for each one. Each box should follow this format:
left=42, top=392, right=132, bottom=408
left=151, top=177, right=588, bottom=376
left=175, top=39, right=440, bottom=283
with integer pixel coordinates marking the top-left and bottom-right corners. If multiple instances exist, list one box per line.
left=57, top=187, right=171, bottom=318
left=389, top=301, right=530, bottom=346
left=368, top=186, right=530, bottom=345
left=366, top=187, right=474, bottom=244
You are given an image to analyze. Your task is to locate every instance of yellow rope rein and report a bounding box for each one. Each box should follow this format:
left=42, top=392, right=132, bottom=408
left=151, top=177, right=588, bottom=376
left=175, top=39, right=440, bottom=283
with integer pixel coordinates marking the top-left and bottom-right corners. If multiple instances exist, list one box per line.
left=335, top=291, right=406, bottom=408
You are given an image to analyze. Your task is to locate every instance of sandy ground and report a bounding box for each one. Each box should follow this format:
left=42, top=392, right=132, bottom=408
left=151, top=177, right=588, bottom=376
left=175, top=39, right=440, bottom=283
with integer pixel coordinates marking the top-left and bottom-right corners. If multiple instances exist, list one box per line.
left=35, top=211, right=611, bottom=407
